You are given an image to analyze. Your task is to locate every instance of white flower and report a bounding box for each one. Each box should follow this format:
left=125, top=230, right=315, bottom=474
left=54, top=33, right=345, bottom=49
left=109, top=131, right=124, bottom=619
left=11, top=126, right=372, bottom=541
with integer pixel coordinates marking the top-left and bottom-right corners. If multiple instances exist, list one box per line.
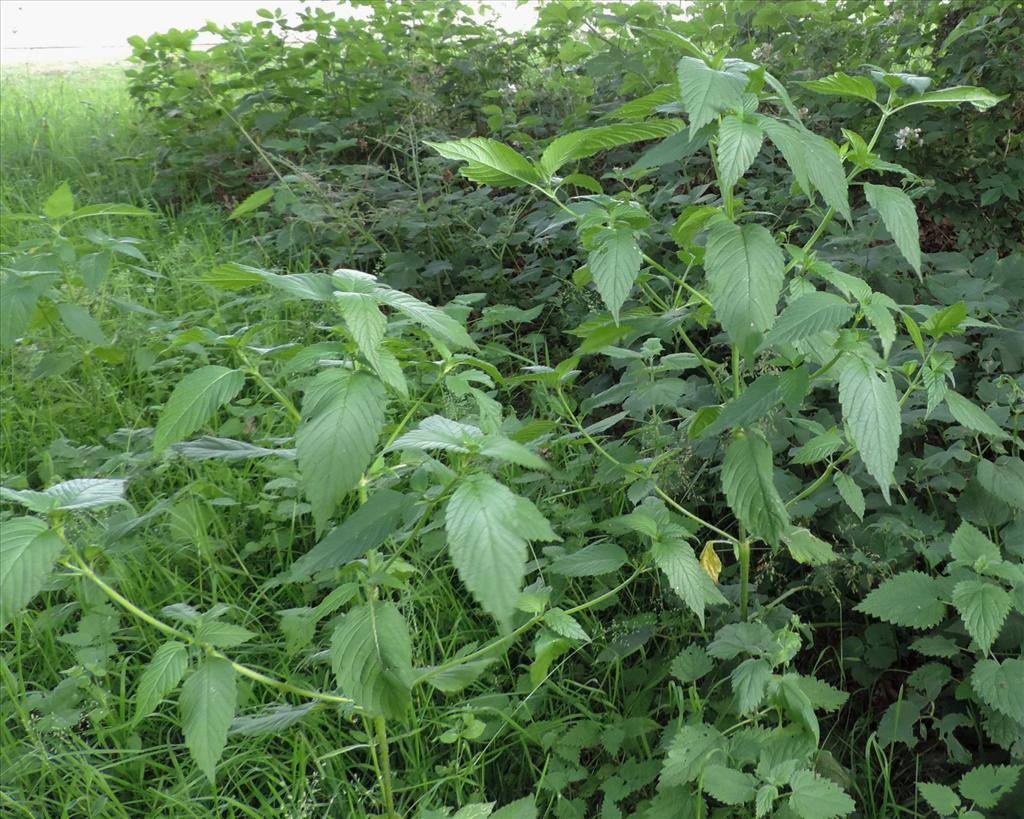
left=895, top=126, right=923, bottom=150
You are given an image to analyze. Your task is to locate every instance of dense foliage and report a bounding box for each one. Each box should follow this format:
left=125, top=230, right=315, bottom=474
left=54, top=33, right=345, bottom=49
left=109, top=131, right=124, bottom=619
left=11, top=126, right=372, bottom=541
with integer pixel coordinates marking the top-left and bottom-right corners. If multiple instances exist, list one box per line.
left=2, top=2, right=1022, bottom=817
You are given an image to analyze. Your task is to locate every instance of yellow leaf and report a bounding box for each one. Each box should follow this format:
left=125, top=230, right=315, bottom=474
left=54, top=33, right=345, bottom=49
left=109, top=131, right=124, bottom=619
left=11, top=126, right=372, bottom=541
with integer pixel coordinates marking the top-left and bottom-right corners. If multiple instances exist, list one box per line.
left=700, top=542, right=722, bottom=584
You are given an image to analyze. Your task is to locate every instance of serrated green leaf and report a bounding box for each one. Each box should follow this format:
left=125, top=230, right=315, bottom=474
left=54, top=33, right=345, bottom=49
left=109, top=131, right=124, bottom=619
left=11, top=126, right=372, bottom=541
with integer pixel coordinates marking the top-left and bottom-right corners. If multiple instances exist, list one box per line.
left=420, top=658, right=494, bottom=694
left=229, top=702, right=318, bottom=736
left=135, top=641, right=188, bottom=719
left=799, top=72, right=877, bottom=102
left=945, top=391, right=1008, bottom=440
left=540, top=120, right=685, bottom=178
left=896, top=86, right=1005, bottom=111
left=763, top=292, right=853, bottom=349
left=180, top=657, right=236, bottom=783
left=953, top=580, right=1011, bottom=653
left=372, top=285, right=477, bottom=351
left=544, top=608, right=590, bottom=642
left=833, top=471, right=865, bottom=520
left=717, top=115, right=763, bottom=190
left=703, top=764, right=757, bottom=805
left=0, top=519, right=64, bottom=629
left=194, top=622, right=258, bottom=648
left=861, top=295, right=896, bottom=358
left=706, top=220, right=784, bottom=351
left=336, top=292, right=407, bottom=397
left=660, top=724, right=726, bottom=786
left=330, top=602, right=412, bottom=719
left=426, top=137, right=540, bottom=188
left=56, top=302, right=108, bottom=346
left=551, top=541, right=627, bottom=578
left=976, top=458, right=1024, bottom=510
left=652, top=536, right=726, bottom=626
left=837, top=355, right=899, bottom=502
left=788, top=770, right=855, bottom=818
left=971, top=658, right=1024, bottom=723
left=297, top=369, right=386, bottom=534
left=0, top=270, right=57, bottom=347
left=43, top=181, right=74, bottom=219
left=677, top=57, right=749, bottom=135
left=731, top=658, right=772, bottom=713
left=722, top=431, right=790, bottom=547
left=916, top=782, right=960, bottom=816
left=793, top=428, right=844, bottom=465
left=957, top=764, right=1021, bottom=809
left=446, top=473, right=553, bottom=624
left=228, top=187, right=275, bottom=219
left=782, top=527, right=836, bottom=565
left=671, top=645, right=713, bottom=683
left=708, top=622, right=773, bottom=659
left=855, top=571, right=946, bottom=629
left=490, top=796, right=537, bottom=819
left=797, top=676, right=849, bottom=712
left=588, top=227, right=641, bottom=322
left=761, top=119, right=850, bottom=221
left=154, top=366, right=246, bottom=454
left=863, top=183, right=921, bottom=275
left=703, top=374, right=779, bottom=437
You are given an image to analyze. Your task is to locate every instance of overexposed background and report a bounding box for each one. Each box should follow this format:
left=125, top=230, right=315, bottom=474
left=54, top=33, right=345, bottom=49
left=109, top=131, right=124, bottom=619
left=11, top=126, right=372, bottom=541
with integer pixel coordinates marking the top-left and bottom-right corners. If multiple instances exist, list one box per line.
left=0, top=0, right=540, bottom=66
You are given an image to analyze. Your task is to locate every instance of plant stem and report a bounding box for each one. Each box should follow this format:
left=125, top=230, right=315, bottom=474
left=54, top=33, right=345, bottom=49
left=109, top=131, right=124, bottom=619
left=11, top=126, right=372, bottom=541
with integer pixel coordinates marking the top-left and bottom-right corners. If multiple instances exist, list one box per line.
left=375, top=715, right=398, bottom=818
left=738, top=539, right=751, bottom=622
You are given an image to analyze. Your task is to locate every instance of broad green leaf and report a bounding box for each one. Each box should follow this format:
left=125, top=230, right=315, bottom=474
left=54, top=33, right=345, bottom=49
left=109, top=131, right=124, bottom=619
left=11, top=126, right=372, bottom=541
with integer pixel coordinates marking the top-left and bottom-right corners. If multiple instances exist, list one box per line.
left=756, top=785, right=779, bottom=818
left=976, top=457, right=1024, bottom=510
left=660, top=724, right=726, bottom=786
left=446, top=473, right=554, bottom=624
left=863, top=183, right=921, bottom=275
left=722, top=431, right=790, bottom=547
left=922, top=301, right=968, bottom=339
left=0, top=519, right=64, bottom=629
left=194, top=622, right=258, bottom=648
left=671, top=645, right=713, bottom=683
left=544, top=608, right=590, bottom=642
left=774, top=674, right=820, bottom=743
left=228, top=187, right=275, bottom=219
left=731, top=658, right=772, bottom=713
left=43, top=181, right=74, bottom=218
left=135, top=641, right=188, bottom=719
left=1, top=271, right=57, bottom=347
left=229, top=702, right=318, bottom=736
left=153, top=366, right=246, bottom=454
left=797, top=676, right=849, bottom=712
left=171, top=436, right=292, bottom=462
left=297, top=369, right=387, bottom=533
left=68, top=203, right=153, bottom=218
left=180, top=657, right=237, bottom=783
left=336, top=291, right=406, bottom=396
left=1, top=478, right=126, bottom=513
left=278, top=489, right=413, bottom=582
left=390, top=414, right=483, bottom=453
left=705, top=220, right=784, bottom=351
left=56, top=302, right=108, bottom=346
left=950, top=521, right=1000, bottom=565
left=676, top=56, right=749, bottom=134
left=703, top=764, right=757, bottom=805
left=958, top=765, right=1021, bottom=809
left=917, top=783, right=960, bottom=816
left=539, top=120, right=685, bottom=178
left=793, top=428, right=844, bottom=465
left=761, top=119, right=850, bottom=222
left=788, top=770, right=855, bottom=818
left=490, top=797, right=538, bottom=819
left=971, top=658, right=1024, bottom=723
left=944, top=391, right=1008, bottom=440
left=896, top=86, right=1005, bottom=111
left=763, top=292, right=853, bottom=348
left=861, top=295, right=897, bottom=358
left=426, top=137, right=541, bottom=188
left=837, top=355, right=899, bottom=501
left=716, top=115, right=763, bottom=190
left=855, top=571, right=946, bottom=629
left=833, top=472, right=865, bottom=520
left=551, top=541, right=627, bottom=578
left=330, top=602, right=412, bottom=719
left=420, top=658, right=494, bottom=694
left=588, top=228, right=641, bottom=322
left=478, top=435, right=548, bottom=470
left=782, top=527, right=836, bottom=565
left=799, top=72, right=877, bottom=102
left=607, top=85, right=677, bottom=121
left=708, top=622, right=773, bottom=659
left=651, top=536, right=725, bottom=626
left=703, top=375, right=779, bottom=437
left=372, top=286, right=477, bottom=350
left=953, top=580, right=1011, bottom=653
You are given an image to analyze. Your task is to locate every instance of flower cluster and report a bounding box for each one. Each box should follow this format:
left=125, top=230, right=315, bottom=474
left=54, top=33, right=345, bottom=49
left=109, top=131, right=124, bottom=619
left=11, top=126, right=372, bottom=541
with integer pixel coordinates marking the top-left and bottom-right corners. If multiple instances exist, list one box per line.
left=895, top=126, right=924, bottom=150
